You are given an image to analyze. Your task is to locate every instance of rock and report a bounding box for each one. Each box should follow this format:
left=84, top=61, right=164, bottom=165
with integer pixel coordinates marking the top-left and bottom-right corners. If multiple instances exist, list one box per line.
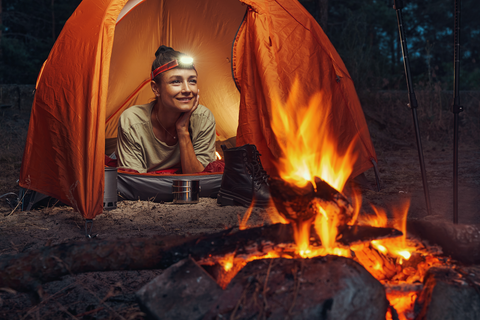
left=204, top=255, right=388, bottom=320
left=415, top=267, right=480, bottom=320
left=136, top=257, right=223, bottom=320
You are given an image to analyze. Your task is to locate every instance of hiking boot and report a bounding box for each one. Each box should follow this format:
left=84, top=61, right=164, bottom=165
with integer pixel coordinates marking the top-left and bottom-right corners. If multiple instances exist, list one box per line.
left=217, top=144, right=271, bottom=207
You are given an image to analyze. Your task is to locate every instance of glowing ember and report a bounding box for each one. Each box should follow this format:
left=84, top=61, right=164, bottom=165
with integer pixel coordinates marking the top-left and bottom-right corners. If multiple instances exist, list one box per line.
left=386, top=291, right=418, bottom=320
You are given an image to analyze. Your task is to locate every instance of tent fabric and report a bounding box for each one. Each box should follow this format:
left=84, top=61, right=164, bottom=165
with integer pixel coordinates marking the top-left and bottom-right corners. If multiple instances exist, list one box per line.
left=234, top=0, right=376, bottom=178
left=19, top=0, right=377, bottom=220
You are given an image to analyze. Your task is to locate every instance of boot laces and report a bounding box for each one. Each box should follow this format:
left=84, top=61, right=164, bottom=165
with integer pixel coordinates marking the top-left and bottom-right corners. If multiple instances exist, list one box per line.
left=247, top=149, right=269, bottom=189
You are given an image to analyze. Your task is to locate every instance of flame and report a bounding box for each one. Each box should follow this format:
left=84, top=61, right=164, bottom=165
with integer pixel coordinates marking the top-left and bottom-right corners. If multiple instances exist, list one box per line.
left=357, top=205, right=388, bottom=227
left=267, top=79, right=358, bottom=255
left=265, top=199, right=289, bottom=224
left=392, top=198, right=411, bottom=247
left=215, top=151, right=222, bottom=160
left=365, top=199, right=415, bottom=261
left=239, top=199, right=256, bottom=230
left=269, top=79, right=358, bottom=192
left=292, top=219, right=313, bottom=258
left=314, top=204, right=338, bottom=250
left=348, top=187, right=362, bottom=225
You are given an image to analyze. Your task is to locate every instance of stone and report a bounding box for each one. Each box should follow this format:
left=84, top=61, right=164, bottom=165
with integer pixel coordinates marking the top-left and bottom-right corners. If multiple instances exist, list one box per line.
left=415, top=267, right=480, bottom=320
left=204, top=255, right=388, bottom=320
left=136, top=257, right=223, bottom=320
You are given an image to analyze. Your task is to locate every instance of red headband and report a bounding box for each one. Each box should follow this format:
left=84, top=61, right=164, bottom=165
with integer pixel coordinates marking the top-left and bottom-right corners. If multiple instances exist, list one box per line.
left=151, top=60, right=179, bottom=80
left=151, top=58, right=196, bottom=80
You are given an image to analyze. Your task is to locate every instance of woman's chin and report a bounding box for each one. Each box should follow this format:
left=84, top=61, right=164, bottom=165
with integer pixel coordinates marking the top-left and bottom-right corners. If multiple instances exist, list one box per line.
left=175, top=103, right=195, bottom=112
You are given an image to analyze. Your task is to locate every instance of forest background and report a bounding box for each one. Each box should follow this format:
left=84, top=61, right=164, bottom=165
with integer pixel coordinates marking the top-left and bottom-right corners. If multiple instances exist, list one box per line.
left=0, top=0, right=479, bottom=90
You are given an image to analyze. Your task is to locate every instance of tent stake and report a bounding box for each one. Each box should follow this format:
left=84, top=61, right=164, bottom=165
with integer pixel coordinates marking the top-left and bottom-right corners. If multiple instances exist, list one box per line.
left=85, top=219, right=97, bottom=238
left=393, top=0, right=432, bottom=216
left=452, top=0, right=463, bottom=224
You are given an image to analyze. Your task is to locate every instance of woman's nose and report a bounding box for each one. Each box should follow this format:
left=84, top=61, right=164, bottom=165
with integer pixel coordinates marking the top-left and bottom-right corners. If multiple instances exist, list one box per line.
left=181, top=81, right=192, bottom=93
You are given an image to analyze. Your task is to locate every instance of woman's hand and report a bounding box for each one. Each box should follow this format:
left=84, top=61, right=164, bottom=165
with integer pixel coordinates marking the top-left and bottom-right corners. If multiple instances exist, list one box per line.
left=176, top=90, right=205, bottom=174
left=176, top=90, right=199, bottom=136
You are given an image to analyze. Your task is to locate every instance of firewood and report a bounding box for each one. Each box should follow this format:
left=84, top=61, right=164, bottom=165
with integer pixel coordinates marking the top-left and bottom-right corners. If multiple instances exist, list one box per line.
left=269, top=176, right=354, bottom=226
left=351, top=243, right=397, bottom=280
left=407, top=219, right=480, bottom=264
left=0, top=223, right=401, bottom=294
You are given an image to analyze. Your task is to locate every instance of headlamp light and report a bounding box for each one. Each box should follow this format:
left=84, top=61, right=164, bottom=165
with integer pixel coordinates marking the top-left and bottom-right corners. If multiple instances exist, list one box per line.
left=179, top=56, right=194, bottom=66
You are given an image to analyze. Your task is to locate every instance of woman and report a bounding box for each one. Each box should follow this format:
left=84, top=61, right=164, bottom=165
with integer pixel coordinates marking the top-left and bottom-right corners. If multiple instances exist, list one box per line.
left=116, top=46, right=216, bottom=174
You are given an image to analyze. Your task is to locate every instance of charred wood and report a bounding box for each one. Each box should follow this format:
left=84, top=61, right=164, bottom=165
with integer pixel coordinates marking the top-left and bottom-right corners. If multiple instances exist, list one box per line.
left=351, top=243, right=397, bottom=280
left=0, top=223, right=401, bottom=294
left=269, top=176, right=354, bottom=225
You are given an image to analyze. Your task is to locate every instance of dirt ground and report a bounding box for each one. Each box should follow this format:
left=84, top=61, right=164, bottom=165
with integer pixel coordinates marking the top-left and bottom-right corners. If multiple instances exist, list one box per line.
left=0, top=90, right=479, bottom=319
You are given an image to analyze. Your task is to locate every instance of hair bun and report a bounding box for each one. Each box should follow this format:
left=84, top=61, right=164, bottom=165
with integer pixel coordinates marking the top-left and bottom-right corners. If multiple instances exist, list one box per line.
left=155, top=45, right=174, bottom=57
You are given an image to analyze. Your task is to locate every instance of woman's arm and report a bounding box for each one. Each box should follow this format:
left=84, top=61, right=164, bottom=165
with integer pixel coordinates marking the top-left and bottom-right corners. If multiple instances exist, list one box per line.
left=176, top=92, right=206, bottom=174
left=116, top=116, right=148, bottom=173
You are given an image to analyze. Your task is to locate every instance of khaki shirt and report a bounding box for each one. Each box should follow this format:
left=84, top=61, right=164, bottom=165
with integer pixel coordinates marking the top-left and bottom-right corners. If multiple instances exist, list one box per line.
left=116, top=101, right=216, bottom=173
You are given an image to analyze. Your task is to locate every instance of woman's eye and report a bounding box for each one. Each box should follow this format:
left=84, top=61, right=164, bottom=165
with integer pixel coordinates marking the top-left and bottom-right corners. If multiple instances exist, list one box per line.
left=171, top=80, right=181, bottom=84
left=189, top=79, right=197, bottom=84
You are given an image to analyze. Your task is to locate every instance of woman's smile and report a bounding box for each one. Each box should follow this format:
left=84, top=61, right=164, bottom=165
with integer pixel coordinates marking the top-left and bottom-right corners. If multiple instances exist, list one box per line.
left=177, top=96, right=194, bottom=102
left=153, top=68, right=199, bottom=113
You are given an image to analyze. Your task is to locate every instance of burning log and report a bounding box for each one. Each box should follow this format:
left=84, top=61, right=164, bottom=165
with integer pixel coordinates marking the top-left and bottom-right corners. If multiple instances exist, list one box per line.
left=269, top=176, right=354, bottom=226
left=350, top=242, right=397, bottom=280
left=0, top=223, right=401, bottom=294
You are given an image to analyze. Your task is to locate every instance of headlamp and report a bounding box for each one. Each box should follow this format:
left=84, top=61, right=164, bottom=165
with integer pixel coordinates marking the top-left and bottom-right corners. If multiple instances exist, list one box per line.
left=151, top=56, right=195, bottom=80
left=179, top=56, right=194, bottom=65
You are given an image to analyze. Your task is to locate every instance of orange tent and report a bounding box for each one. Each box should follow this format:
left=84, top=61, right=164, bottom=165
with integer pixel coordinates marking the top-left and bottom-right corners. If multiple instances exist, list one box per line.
left=19, top=0, right=377, bottom=219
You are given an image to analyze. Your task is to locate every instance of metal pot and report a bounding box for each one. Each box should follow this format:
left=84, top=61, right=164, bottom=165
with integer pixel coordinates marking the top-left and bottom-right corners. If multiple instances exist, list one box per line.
left=104, top=167, right=118, bottom=210
left=172, top=180, right=201, bottom=204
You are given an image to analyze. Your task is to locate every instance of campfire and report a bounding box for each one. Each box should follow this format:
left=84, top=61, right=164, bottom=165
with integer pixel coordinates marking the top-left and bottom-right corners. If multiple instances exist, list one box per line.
left=2, top=83, right=472, bottom=320
left=193, top=82, right=453, bottom=319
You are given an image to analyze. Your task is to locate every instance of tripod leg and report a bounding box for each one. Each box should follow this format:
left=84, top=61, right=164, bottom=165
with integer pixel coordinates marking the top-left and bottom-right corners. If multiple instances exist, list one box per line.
left=393, top=1, right=433, bottom=216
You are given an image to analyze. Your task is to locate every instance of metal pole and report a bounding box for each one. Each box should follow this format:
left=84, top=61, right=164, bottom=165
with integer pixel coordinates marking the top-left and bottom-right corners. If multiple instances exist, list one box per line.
left=452, top=0, right=463, bottom=224
left=393, top=0, right=433, bottom=216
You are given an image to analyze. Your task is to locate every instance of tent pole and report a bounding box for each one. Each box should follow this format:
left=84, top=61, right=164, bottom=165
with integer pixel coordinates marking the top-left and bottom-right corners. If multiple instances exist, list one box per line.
left=393, top=0, right=433, bottom=216
left=452, top=0, right=463, bottom=224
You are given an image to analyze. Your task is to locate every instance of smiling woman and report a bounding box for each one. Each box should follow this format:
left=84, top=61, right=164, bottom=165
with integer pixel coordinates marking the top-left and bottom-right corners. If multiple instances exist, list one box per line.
left=116, top=46, right=217, bottom=174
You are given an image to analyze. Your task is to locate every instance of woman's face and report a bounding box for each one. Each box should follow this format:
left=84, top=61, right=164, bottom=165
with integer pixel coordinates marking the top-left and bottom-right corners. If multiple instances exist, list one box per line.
left=152, top=68, right=198, bottom=113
